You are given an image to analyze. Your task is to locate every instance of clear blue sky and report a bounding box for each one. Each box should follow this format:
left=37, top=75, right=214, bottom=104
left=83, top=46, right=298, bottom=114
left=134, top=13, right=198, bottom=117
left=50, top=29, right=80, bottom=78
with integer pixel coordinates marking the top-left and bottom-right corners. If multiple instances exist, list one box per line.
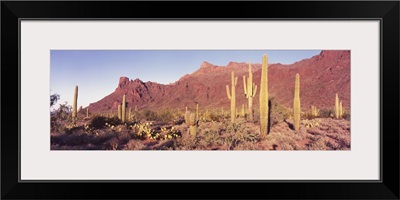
left=50, top=50, right=321, bottom=110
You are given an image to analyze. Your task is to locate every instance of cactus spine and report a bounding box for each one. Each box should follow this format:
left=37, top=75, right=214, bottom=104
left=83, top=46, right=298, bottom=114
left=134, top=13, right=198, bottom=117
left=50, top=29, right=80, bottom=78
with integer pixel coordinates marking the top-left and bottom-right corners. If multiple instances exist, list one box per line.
left=259, top=55, right=269, bottom=135
left=188, top=112, right=197, bottom=135
left=293, top=74, right=301, bottom=131
left=335, top=93, right=339, bottom=119
left=72, top=85, right=78, bottom=124
left=122, top=95, right=126, bottom=123
left=243, top=61, right=258, bottom=122
left=226, top=71, right=238, bottom=123
left=118, top=104, right=122, bottom=120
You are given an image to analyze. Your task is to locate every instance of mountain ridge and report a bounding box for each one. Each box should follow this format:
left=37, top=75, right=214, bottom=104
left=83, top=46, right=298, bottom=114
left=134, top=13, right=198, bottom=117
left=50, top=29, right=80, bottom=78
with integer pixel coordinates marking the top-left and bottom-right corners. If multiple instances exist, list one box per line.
left=87, top=50, right=350, bottom=113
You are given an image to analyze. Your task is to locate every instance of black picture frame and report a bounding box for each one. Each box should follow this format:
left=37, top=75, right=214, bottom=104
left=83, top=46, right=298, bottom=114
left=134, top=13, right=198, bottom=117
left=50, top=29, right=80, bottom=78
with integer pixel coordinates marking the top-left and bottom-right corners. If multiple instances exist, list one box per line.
left=2, top=1, right=399, bottom=199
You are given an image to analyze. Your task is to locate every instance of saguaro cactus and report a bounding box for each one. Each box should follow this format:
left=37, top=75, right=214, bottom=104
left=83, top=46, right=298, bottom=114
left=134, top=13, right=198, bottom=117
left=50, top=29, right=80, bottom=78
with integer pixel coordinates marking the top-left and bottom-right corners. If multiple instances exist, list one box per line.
left=226, top=71, right=238, bottom=123
left=188, top=112, right=197, bottom=135
left=86, top=107, right=89, bottom=118
left=259, top=54, right=269, bottom=135
left=184, top=109, right=190, bottom=125
left=118, top=104, right=122, bottom=120
left=243, top=61, right=258, bottom=121
left=339, top=101, right=343, bottom=118
left=293, top=74, right=301, bottom=131
left=335, top=93, right=339, bottom=119
left=72, top=85, right=78, bottom=124
left=134, top=105, right=138, bottom=121
left=122, top=94, right=126, bottom=123
left=311, top=105, right=319, bottom=118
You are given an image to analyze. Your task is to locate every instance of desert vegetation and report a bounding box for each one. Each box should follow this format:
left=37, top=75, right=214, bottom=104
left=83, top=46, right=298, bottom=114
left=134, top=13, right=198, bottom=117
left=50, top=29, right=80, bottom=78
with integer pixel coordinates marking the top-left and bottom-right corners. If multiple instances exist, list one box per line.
left=51, top=54, right=350, bottom=150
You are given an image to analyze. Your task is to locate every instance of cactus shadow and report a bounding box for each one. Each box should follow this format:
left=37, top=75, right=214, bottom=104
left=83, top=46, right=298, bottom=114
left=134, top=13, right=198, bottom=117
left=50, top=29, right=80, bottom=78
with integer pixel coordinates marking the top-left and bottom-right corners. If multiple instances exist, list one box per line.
left=285, top=120, right=295, bottom=131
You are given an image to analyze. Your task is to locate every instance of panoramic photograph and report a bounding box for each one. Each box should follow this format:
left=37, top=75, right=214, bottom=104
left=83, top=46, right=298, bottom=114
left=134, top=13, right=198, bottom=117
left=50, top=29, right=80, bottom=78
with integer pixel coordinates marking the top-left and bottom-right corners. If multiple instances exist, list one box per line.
left=50, top=50, right=350, bottom=150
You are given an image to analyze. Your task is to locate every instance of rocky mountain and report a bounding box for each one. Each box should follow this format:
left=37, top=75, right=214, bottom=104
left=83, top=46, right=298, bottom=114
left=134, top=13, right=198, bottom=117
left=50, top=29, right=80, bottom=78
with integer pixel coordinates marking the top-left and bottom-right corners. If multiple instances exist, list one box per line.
left=87, top=50, right=350, bottom=113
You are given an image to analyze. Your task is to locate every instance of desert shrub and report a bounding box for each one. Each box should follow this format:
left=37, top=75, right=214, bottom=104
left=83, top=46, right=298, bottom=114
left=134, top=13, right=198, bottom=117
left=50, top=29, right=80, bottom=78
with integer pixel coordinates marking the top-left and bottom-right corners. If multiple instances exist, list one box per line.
left=103, top=138, right=119, bottom=150
left=219, top=135, right=241, bottom=150
left=342, top=112, right=351, bottom=120
left=124, top=140, right=145, bottom=150
left=131, top=122, right=160, bottom=140
left=158, top=110, right=175, bottom=123
left=142, top=110, right=158, bottom=121
left=236, top=131, right=261, bottom=143
left=319, top=108, right=334, bottom=118
left=50, top=93, right=60, bottom=107
left=173, top=117, right=185, bottom=125
left=269, top=101, right=291, bottom=126
left=116, top=131, right=132, bottom=145
left=50, top=115, right=63, bottom=133
left=52, top=102, right=72, bottom=121
left=89, top=115, right=123, bottom=130
left=89, top=116, right=107, bottom=129
left=200, top=129, right=219, bottom=146
left=106, top=116, right=122, bottom=126
left=159, top=126, right=181, bottom=140
left=209, top=111, right=227, bottom=122
left=63, top=124, right=83, bottom=135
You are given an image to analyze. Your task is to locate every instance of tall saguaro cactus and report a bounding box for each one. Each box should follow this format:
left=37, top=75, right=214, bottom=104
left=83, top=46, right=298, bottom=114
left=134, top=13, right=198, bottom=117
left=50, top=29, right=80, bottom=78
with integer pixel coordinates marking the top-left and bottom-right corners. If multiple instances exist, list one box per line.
left=122, top=94, right=126, bottom=123
left=118, top=104, right=122, bottom=120
left=335, top=93, right=339, bottom=119
left=226, top=71, right=238, bottom=123
left=72, top=85, right=78, bottom=124
left=243, top=61, right=258, bottom=122
left=339, top=101, right=343, bottom=118
left=293, top=74, right=301, bottom=131
left=259, top=54, right=269, bottom=135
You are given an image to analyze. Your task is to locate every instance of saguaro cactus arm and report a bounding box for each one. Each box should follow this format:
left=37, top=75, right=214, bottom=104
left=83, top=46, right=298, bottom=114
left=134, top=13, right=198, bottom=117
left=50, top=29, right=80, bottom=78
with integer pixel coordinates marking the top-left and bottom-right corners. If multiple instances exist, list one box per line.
left=243, top=75, right=247, bottom=96
left=226, top=85, right=231, bottom=99
left=253, top=83, right=257, bottom=96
